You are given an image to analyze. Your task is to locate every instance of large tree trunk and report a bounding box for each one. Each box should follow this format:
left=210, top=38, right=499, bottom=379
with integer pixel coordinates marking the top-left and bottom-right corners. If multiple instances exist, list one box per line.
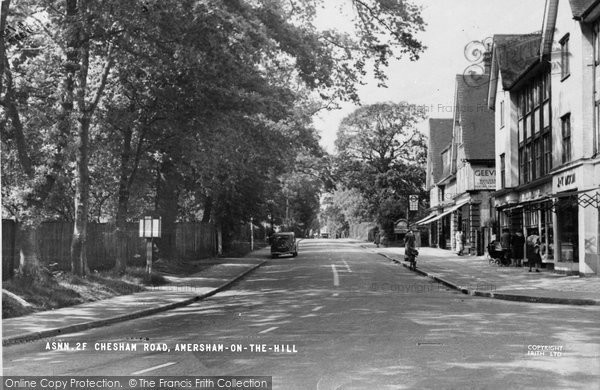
left=113, top=127, right=132, bottom=273
left=201, top=195, right=213, bottom=223
left=18, top=226, right=42, bottom=279
left=69, top=0, right=89, bottom=276
left=71, top=115, right=91, bottom=276
left=68, top=0, right=114, bottom=276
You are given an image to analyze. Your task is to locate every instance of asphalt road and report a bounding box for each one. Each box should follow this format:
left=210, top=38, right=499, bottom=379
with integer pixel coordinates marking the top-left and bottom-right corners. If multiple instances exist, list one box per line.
left=3, top=239, right=600, bottom=389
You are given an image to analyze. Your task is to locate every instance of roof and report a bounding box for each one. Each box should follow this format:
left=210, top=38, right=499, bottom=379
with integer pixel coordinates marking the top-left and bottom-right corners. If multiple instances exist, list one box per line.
left=455, top=74, right=495, bottom=161
left=492, top=34, right=542, bottom=90
left=569, top=0, right=599, bottom=18
left=426, top=118, right=453, bottom=188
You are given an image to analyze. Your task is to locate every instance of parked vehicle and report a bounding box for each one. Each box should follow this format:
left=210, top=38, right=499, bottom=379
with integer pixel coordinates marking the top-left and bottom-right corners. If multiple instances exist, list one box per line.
left=270, top=232, right=298, bottom=258
left=320, top=232, right=329, bottom=238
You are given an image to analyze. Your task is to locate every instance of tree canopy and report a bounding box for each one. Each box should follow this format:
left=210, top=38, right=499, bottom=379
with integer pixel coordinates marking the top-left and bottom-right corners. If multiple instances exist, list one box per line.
left=1, top=0, right=426, bottom=275
left=333, top=102, right=428, bottom=236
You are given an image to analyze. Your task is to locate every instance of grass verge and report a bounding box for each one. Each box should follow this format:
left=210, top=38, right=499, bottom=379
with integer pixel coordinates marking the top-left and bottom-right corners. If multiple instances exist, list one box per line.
left=2, top=267, right=166, bottom=319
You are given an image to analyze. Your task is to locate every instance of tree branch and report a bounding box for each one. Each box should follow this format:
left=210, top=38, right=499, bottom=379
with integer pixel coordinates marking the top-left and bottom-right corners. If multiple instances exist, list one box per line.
left=87, top=41, right=114, bottom=114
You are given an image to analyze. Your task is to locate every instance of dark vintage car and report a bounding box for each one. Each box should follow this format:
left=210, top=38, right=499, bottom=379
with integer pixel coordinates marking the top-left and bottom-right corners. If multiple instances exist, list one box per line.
left=270, top=232, right=298, bottom=258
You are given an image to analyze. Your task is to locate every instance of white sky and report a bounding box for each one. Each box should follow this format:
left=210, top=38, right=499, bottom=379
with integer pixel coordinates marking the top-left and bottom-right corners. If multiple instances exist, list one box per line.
left=314, top=0, right=547, bottom=153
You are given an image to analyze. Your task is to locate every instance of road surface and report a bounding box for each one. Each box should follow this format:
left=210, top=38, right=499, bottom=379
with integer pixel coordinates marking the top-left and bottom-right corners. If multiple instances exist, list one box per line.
left=3, top=239, right=600, bottom=389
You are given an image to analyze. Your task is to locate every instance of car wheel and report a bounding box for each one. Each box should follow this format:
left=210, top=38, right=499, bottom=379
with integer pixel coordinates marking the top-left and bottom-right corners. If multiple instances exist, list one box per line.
left=271, top=254, right=278, bottom=259
left=292, top=251, right=298, bottom=257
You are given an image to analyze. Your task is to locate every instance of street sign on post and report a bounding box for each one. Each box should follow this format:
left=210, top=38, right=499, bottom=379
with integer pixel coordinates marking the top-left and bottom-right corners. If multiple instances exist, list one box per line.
left=409, top=195, right=419, bottom=211
left=139, top=216, right=161, bottom=280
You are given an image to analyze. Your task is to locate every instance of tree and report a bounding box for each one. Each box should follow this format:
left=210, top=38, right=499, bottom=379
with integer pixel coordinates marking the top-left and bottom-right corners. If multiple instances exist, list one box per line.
left=334, top=102, right=427, bottom=236
left=2, top=0, right=427, bottom=275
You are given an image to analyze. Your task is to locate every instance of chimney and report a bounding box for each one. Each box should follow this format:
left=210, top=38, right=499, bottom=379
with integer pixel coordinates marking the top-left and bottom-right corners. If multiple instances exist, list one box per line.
left=483, top=49, right=492, bottom=75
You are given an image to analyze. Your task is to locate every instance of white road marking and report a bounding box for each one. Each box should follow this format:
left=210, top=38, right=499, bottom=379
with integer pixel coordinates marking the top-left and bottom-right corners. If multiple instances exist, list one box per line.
left=333, top=293, right=339, bottom=297
left=342, top=260, right=352, bottom=272
left=131, top=362, right=176, bottom=375
left=258, top=326, right=278, bottom=334
left=331, top=264, right=340, bottom=286
left=312, top=306, right=324, bottom=312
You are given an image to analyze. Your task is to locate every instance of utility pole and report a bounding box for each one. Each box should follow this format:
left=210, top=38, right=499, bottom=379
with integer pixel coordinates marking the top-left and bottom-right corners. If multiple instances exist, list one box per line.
left=250, top=217, right=254, bottom=251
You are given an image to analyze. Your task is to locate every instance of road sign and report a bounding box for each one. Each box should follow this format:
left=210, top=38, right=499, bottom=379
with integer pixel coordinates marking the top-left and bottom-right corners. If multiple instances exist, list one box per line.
left=409, top=195, right=419, bottom=211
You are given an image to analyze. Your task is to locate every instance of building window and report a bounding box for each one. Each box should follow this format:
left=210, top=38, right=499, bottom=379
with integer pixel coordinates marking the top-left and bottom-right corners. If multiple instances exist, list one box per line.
left=560, top=34, right=570, bottom=80
left=596, top=102, right=600, bottom=155
left=595, top=22, right=600, bottom=155
left=517, top=71, right=551, bottom=184
left=500, top=153, right=506, bottom=188
left=556, top=195, right=578, bottom=263
left=500, top=100, right=505, bottom=128
left=561, top=114, right=571, bottom=164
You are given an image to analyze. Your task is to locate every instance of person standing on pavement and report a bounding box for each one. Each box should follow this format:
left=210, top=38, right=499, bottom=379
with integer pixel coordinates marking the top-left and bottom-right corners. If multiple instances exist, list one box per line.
left=511, top=230, right=525, bottom=267
left=500, top=228, right=512, bottom=266
left=526, top=228, right=541, bottom=272
left=405, top=229, right=417, bottom=269
left=374, top=231, right=380, bottom=248
left=455, top=228, right=464, bottom=256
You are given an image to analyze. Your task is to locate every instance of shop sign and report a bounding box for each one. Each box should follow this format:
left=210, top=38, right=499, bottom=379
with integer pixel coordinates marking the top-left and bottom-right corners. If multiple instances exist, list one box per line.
left=394, top=219, right=408, bottom=233
left=473, top=168, right=496, bottom=190
left=554, top=170, right=576, bottom=191
left=519, top=189, right=542, bottom=203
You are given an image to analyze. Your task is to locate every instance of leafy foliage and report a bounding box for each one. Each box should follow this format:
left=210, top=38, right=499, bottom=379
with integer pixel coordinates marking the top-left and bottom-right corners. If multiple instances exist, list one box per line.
left=333, top=102, right=428, bottom=236
left=1, top=0, right=426, bottom=272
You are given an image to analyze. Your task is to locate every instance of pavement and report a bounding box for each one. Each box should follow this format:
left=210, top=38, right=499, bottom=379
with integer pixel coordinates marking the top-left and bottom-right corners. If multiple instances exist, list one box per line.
left=2, top=251, right=269, bottom=346
left=355, top=240, right=600, bottom=306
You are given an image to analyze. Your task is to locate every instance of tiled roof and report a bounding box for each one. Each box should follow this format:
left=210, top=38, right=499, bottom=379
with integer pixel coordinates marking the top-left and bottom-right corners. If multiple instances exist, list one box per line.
left=492, top=34, right=541, bottom=89
left=427, top=118, right=453, bottom=187
left=569, top=0, right=599, bottom=18
left=455, top=74, right=495, bottom=161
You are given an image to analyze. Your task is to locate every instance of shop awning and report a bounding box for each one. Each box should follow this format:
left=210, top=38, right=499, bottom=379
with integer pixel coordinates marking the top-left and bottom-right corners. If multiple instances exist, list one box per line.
left=415, top=213, right=438, bottom=226
left=424, top=200, right=470, bottom=224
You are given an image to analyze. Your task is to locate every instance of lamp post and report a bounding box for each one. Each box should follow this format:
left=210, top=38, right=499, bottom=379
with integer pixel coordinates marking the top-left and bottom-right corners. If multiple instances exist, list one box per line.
left=250, top=217, right=254, bottom=251
left=139, top=215, right=161, bottom=280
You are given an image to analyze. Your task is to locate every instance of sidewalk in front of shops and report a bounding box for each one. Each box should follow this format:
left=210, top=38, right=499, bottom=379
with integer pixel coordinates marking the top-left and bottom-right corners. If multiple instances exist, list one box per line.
left=359, top=242, right=600, bottom=306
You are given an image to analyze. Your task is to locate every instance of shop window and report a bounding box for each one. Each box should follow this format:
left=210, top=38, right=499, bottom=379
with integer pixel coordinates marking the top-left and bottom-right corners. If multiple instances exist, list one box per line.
left=560, top=34, right=570, bottom=80
left=500, top=153, right=506, bottom=188
left=595, top=102, right=600, bottom=155
left=556, top=196, right=579, bottom=263
left=540, top=205, right=554, bottom=261
left=561, top=114, right=571, bottom=164
left=595, top=22, right=600, bottom=155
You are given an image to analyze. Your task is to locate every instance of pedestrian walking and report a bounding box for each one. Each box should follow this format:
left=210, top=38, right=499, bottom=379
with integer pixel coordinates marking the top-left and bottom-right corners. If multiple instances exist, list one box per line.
left=500, top=228, right=512, bottom=266
left=455, top=228, right=464, bottom=256
left=511, top=230, right=525, bottom=267
left=405, top=229, right=417, bottom=270
left=526, top=229, right=541, bottom=272
left=374, top=232, right=380, bottom=248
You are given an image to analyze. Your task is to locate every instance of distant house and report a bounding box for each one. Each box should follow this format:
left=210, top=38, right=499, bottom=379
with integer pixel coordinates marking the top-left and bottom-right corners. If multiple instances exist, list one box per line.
left=418, top=118, right=453, bottom=248
left=419, top=70, right=496, bottom=256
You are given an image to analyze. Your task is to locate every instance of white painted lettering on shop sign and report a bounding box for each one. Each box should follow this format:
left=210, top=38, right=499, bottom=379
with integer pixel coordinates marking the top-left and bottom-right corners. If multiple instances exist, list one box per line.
left=473, top=168, right=496, bottom=190
left=555, top=172, right=576, bottom=190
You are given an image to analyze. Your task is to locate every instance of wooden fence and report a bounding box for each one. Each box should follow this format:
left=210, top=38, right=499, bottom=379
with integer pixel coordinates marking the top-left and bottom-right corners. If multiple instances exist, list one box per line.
left=2, top=220, right=217, bottom=278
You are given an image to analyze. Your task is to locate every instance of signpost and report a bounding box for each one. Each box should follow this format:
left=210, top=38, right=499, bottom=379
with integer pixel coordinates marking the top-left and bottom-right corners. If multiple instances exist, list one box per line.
left=139, top=215, right=162, bottom=280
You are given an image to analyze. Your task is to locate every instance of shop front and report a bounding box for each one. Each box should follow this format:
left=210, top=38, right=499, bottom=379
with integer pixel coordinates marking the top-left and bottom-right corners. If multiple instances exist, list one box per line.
left=494, top=181, right=555, bottom=268
left=551, top=165, right=600, bottom=275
